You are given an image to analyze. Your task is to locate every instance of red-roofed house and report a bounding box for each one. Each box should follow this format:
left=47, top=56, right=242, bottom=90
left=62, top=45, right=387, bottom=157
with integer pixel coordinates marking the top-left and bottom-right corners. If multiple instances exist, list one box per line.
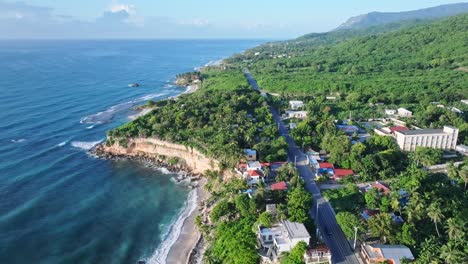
left=333, top=169, right=354, bottom=180
left=319, top=162, right=334, bottom=169
left=372, top=181, right=391, bottom=194
left=271, top=181, right=288, bottom=191
left=243, top=169, right=263, bottom=185
left=389, top=126, right=409, bottom=135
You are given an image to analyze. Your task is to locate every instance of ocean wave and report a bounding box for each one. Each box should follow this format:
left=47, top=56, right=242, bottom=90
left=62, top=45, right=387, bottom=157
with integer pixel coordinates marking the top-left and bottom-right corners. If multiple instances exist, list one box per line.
left=80, top=93, right=168, bottom=124
left=57, top=141, right=68, bottom=147
left=71, top=140, right=103, bottom=151
left=86, top=125, right=95, bottom=129
left=146, top=189, right=198, bottom=264
left=11, top=139, right=26, bottom=143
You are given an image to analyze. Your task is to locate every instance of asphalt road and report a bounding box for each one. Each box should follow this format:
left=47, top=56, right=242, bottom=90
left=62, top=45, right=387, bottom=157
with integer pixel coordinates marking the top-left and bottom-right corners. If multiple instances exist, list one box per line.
left=244, top=70, right=361, bottom=264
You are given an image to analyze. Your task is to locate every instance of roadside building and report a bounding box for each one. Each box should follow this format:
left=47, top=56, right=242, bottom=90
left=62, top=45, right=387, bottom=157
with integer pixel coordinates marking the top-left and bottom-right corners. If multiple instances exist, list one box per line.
left=360, top=244, right=414, bottom=264
left=318, top=162, right=334, bottom=175
left=397, top=108, right=412, bottom=117
left=395, top=126, right=459, bottom=151
left=304, top=244, right=332, bottom=264
left=332, top=169, right=354, bottom=181
left=285, top=110, right=308, bottom=119
left=243, top=149, right=257, bottom=161
left=243, top=169, right=263, bottom=185
left=289, top=100, right=304, bottom=110
left=258, top=220, right=311, bottom=260
left=385, top=109, right=396, bottom=116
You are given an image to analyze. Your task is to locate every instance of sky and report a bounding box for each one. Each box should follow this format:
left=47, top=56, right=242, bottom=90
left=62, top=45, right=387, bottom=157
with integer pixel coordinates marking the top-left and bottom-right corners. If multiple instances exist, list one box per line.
left=0, top=0, right=465, bottom=39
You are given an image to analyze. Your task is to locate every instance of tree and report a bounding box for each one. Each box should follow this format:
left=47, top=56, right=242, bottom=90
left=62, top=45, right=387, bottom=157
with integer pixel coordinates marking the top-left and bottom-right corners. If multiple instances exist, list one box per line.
left=380, top=195, right=391, bottom=213
left=211, top=199, right=235, bottom=222
left=368, top=213, right=394, bottom=243
left=365, top=188, right=380, bottom=210
left=440, top=242, right=465, bottom=264
left=445, top=217, right=466, bottom=242
left=427, top=201, right=444, bottom=237
left=235, top=194, right=255, bottom=217
left=458, top=166, right=468, bottom=191
left=412, top=147, right=443, bottom=167
left=396, top=223, right=416, bottom=246
left=258, top=212, right=274, bottom=228
left=287, top=187, right=313, bottom=223
left=336, top=212, right=365, bottom=240
left=280, top=241, right=308, bottom=264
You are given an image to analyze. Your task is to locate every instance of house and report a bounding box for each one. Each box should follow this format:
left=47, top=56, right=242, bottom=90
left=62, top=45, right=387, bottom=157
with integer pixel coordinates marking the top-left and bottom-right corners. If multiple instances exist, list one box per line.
left=332, top=169, right=354, bottom=180
left=304, top=244, right=332, bottom=264
left=360, top=244, right=414, bottom=264
left=244, top=149, right=257, bottom=161
left=285, top=110, right=308, bottom=119
left=374, top=126, right=408, bottom=137
left=397, top=108, right=412, bottom=117
left=243, top=169, right=263, bottom=185
left=395, top=126, right=459, bottom=151
left=389, top=126, right=409, bottom=135
left=289, top=100, right=304, bottom=110
left=247, top=161, right=262, bottom=171
left=336, top=125, right=359, bottom=135
left=456, top=145, right=468, bottom=155
left=318, top=162, right=334, bottom=175
left=258, top=220, right=311, bottom=260
left=271, top=181, right=288, bottom=191
left=449, top=107, right=464, bottom=114
left=385, top=109, right=396, bottom=116
left=372, top=181, right=391, bottom=195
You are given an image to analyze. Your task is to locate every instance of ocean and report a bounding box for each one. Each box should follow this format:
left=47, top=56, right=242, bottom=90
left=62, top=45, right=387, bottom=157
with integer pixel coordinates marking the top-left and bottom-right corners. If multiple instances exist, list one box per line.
left=0, top=39, right=265, bottom=263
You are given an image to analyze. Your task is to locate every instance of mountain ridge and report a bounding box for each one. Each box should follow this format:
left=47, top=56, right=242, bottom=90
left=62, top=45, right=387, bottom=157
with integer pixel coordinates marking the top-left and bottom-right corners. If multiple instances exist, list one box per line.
left=336, top=2, right=468, bottom=30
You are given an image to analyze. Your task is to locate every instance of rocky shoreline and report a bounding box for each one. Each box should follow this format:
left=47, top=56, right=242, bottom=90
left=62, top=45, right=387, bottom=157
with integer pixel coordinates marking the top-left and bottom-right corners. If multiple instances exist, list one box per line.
left=92, top=144, right=203, bottom=185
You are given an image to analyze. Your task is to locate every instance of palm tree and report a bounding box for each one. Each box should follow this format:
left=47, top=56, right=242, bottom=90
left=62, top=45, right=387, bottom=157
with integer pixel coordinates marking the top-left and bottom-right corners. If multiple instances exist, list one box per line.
left=427, top=201, right=445, bottom=237
left=390, top=193, right=401, bottom=215
left=440, top=242, right=464, bottom=264
left=459, top=166, right=468, bottom=191
left=445, top=218, right=466, bottom=241
left=368, top=213, right=393, bottom=243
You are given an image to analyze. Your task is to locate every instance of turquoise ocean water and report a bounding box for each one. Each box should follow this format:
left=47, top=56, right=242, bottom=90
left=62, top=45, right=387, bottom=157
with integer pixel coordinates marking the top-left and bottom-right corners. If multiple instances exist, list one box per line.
left=0, top=40, right=264, bottom=263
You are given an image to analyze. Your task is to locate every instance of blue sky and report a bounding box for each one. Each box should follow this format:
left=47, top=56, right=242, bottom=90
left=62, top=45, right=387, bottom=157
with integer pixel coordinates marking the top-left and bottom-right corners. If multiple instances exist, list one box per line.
left=0, top=0, right=465, bottom=39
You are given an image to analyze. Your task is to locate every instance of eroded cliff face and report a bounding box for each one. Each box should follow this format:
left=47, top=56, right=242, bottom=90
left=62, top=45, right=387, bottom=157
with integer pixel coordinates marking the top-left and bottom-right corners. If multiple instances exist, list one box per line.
left=97, top=138, right=220, bottom=175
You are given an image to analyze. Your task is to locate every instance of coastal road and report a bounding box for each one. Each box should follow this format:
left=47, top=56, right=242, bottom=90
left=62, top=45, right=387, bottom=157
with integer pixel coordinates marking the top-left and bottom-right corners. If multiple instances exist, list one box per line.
left=244, top=70, right=361, bottom=264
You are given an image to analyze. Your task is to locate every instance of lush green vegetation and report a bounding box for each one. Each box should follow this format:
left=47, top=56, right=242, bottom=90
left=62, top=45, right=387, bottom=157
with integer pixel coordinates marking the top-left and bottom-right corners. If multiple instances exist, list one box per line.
left=107, top=86, right=286, bottom=168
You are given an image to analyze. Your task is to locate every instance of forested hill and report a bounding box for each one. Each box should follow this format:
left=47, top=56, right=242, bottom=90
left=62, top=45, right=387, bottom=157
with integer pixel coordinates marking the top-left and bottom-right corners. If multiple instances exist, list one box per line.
left=227, top=14, right=468, bottom=104
left=336, top=2, right=468, bottom=30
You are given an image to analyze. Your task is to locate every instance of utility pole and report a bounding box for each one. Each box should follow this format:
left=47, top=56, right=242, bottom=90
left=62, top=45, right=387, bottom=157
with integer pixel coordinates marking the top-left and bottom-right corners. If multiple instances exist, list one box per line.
left=353, top=226, right=358, bottom=250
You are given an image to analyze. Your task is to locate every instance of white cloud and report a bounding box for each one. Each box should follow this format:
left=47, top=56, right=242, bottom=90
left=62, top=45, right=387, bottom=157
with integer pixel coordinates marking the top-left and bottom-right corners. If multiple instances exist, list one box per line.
left=110, top=4, right=136, bottom=15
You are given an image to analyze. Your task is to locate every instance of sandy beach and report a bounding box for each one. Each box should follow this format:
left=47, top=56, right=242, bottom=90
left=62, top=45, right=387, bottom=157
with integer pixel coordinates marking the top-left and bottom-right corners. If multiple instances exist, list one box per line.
left=166, top=178, right=208, bottom=264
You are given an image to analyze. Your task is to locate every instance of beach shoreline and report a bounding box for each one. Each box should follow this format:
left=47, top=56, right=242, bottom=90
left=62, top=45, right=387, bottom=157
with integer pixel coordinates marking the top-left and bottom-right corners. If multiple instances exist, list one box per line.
left=166, top=177, right=208, bottom=264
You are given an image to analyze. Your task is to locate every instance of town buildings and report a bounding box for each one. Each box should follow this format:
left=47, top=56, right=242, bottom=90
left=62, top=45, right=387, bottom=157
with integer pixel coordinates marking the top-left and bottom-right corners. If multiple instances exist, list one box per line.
left=394, top=126, right=459, bottom=151
left=397, top=108, right=412, bottom=117
left=258, top=220, right=311, bottom=260
left=289, top=100, right=304, bottom=110
left=360, top=244, right=414, bottom=264
left=304, top=245, right=332, bottom=264
left=285, top=110, right=308, bottom=119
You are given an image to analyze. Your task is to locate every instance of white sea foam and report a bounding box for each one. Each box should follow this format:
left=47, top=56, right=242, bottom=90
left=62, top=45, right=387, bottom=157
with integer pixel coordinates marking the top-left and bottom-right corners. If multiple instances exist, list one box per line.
left=86, top=125, right=95, bottom=129
left=11, top=139, right=26, bottom=143
left=80, top=93, right=168, bottom=124
left=158, top=167, right=172, bottom=175
left=57, top=141, right=68, bottom=147
left=71, top=140, right=103, bottom=150
left=146, top=189, right=198, bottom=264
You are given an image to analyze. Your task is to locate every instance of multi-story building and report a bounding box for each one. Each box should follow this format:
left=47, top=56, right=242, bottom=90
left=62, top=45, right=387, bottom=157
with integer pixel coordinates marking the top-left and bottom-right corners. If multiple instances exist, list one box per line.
left=395, top=126, right=458, bottom=151
left=360, top=243, right=414, bottom=264
left=258, top=220, right=311, bottom=260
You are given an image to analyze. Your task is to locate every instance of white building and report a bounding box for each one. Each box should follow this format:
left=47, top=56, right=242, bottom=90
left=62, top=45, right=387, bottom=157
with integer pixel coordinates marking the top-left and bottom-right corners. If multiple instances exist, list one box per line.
left=461, top=99, right=468, bottom=105
left=385, top=109, right=396, bottom=116
left=456, top=145, right=468, bottom=156
left=397, top=108, right=412, bottom=117
left=258, top=220, right=311, bottom=260
left=285, top=110, right=308, bottom=119
left=395, top=126, right=459, bottom=151
left=289, top=100, right=304, bottom=110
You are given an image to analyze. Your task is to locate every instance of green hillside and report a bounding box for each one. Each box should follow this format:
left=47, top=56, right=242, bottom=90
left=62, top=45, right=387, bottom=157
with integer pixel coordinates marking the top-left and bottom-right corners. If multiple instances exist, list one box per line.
left=228, top=15, right=468, bottom=104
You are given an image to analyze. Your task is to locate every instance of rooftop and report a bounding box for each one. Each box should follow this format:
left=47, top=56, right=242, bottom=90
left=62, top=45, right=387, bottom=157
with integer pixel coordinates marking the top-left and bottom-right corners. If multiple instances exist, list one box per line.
left=271, top=181, right=288, bottom=191
left=283, top=220, right=310, bottom=239
left=244, top=149, right=257, bottom=156
left=363, top=244, right=414, bottom=264
left=389, top=126, right=409, bottom=133
left=334, top=169, right=354, bottom=178
left=319, top=162, right=334, bottom=169
left=396, top=128, right=444, bottom=135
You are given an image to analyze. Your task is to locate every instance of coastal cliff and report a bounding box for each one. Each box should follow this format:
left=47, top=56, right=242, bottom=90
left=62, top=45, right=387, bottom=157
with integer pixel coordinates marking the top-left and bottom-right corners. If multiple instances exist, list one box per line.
left=95, top=138, right=220, bottom=175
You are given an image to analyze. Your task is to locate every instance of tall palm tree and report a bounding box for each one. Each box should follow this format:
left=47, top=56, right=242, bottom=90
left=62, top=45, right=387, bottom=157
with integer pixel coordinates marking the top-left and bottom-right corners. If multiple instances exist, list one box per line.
left=368, top=213, right=393, bottom=243
left=427, top=201, right=445, bottom=237
left=445, top=218, right=466, bottom=241
left=390, top=193, right=401, bottom=215
left=459, top=166, right=468, bottom=191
